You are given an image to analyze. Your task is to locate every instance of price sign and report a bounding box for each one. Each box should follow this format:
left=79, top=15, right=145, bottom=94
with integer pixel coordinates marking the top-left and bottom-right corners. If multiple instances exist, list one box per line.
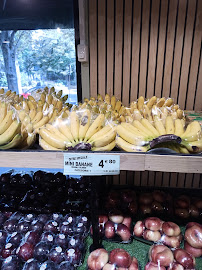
left=63, top=153, right=120, bottom=175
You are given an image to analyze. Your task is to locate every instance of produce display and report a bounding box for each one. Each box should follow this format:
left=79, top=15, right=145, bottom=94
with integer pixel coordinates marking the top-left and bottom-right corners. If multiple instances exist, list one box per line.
left=146, top=244, right=196, bottom=270
left=0, top=211, right=88, bottom=269
left=39, top=110, right=116, bottom=151
left=91, top=212, right=132, bottom=243
left=133, top=218, right=182, bottom=248
left=87, top=248, right=139, bottom=270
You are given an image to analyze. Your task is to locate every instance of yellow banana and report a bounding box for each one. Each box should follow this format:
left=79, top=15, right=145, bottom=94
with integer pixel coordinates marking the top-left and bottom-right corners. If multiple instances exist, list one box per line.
left=33, top=116, right=49, bottom=132
left=70, top=111, right=79, bottom=142
left=84, top=114, right=105, bottom=141
left=29, top=109, right=37, bottom=121
left=0, top=120, right=21, bottom=145
left=22, top=101, right=30, bottom=112
left=152, top=105, right=161, bottom=119
left=132, top=120, right=154, bottom=137
left=105, top=94, right=111, bottom=105
left=39, top=137, right=61, bottom=151
left=133, top=109, right=142, bottom=121
left=157, top=97, right=166, bottom=107
left=78, top=110, right=91, bottom=141
left=165, top=116, right=175, bottom=134
left=56, top=100, right=63, bottom=112
left=154, top=118, right=166, bottom=135
left=5, top=90, right=12, bottom=97
left=47, top=95, right=53, bottom=105
left=117, top=125, right=146, bottom=145
left=181, top=121, right=201, bottom=142
left=62, top=94, right=68, bottom=102
left=88, top=124, right=114, bottom=142
left=161, top=107, right=168, bottom=126
left=56, top=90, right=63, bottom=99
left=0, top=110, right=13, bottom=135
left=49, top=109, right=58, bottom=123
left=165, top=98, right=173, bottom=107
left=57, top=118, right=75, bottom=142
left=39, top=128, right=66, bottom=149
left=46, top=124, right=70, bottom=142
left=141, top=119, right=160, bottom=137
left=0, top=134, right=22, bottom=150
left=177, top=109, right=184, bottom=119
left=32, top=111, right=43, bottom=124
left=181, top=139, right=202, bottom=153
left=27, top=100, right=36, bottom=110
left=20, top=133, right=36, bottom=150
left=110, top=96, right=116, bottom=110
left=147, top=96, right=157, bottom=109
left=137, top=96, right=144, bottom=110
left=116, top=136, right=149, bottom=152
left=174, top=119, right=184, bottom=136
left=97, top=94, right=103, bottom=102
left=115, top=100, right=122, bottom=112
left=92, top=140, right=116, bottom=151
left=40, top=93, right=46, bottom=103
left=0, top=88, right=4, bottom=94
left=0, top=102, right=7, bottom=124
left=92, top=129, right=116, bottom=148
left=119, top=106, right=125, bottom=116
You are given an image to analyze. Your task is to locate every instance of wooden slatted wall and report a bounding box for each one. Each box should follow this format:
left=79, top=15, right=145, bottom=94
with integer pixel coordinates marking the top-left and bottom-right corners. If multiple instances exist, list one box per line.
left=88, top=0, right=202, bottom=188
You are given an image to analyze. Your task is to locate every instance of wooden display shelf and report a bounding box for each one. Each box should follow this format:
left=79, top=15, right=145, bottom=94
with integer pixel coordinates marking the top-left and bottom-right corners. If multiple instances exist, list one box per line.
left=0, top=151, right=201, bottom=173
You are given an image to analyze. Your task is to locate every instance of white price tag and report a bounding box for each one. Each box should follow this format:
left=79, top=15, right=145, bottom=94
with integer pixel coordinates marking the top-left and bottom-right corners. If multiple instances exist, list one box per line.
left=63, top=153, right=120, bottom=175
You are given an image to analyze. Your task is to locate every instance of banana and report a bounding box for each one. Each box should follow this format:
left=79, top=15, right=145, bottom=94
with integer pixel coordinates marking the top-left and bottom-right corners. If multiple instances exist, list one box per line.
left=39, top=137, right=61, bottom=151
left=115, top=100, right=122, bottom=112
left=0, top=120, right=21, bottom=145
left=154, top=118, right=166, bottom=135
left=97, top=94, right=103, bottom=102
left=70, top=111, right=79, bottom=142
left=40, top=93, right=46, bottom=103
left=177, top=145, right=190, bottom=154
left=0, top=134, right=22, bottom=150
left=152, top=105, right=161, bottom=119
left=119, top=106, right=125, bottom=116
left=57, top=118, right=75, bottom=142
left=5, top=90, right=11, bottom=97
left=0, top=88, right=4, bottom=94
left=142, top=105, right=152, bottom=121
left=47, top=95, right=53, bottom=105
left=88, top=124, right=114, bottom=142
left=27, top=100, right=36, bottom=110
left=14, top=104, right=21, bottom=111
left=157, top=97, right=166, bottom=107
left=39, top=128, right=66, bottom=149
left=165, top=116, right=175, bottom=134
left=110, top=96, right=116, bottom=110
left=181, top=119, right=185, bottom=128
left=116, top=136, right=149, bottom=152
left=29, top=109, right=36, bottom=121
left=0, top=110, right=13, bottom=135
left=56, top=100, right=63, bottom=112
left=32, top=111, right=43, bottom=124
left=174, top=119, right=184, bottom=136
left=132, top=120, right=154, bottom=137
left=84, top=114, right=105, bottom=141
left=181, top=121, right=201, bottom=142
left=161, top=107, right=168, bottom=126
left=165, top=98, right=173, bottom=107
left=133, top=109, right=142, bottom=121
left=28, top=95, right=37, bottom=105
left=92, top=140, right=116, bottom=151
left=177, top=109, right=184, bottom=119
left=171, top=111, right=178, bottom=120
left=117, top=125, right=146, bottom=145
left=105, top=94, right=111, bottom=105
left=62, top=94, right=68, bottom=102
left=20, top=133, right=36, bottom=150
left=22, top=101, right=29, bottom=113
left=33, top=116, right=49, bottom=132
left=49, top=109, right=58, bottom=123
left=147, top=96, right=157, bottom=109
left=137, top=96, right=144, bottom=110
left=56, top=90, right=63, bottom=99
left=181, top=139, right=202, bottom=153
left=92, top=129, right=116, bottom=148
left=78, top=110, right=91, bottom=141
left=0, top=102, right=7, bottom=124
left=141, top=119, right=160, bottom=137
left=173, top=104, right=179, bottom=111
left=46, top=124, right=70, bottom=142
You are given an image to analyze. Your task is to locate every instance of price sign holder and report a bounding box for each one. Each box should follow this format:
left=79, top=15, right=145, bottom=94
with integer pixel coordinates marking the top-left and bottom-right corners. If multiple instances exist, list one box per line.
left=63, top=153, right=120, bottom=175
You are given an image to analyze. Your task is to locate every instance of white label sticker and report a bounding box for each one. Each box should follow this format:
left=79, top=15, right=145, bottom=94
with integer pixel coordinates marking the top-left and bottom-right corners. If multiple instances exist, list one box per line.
left=64, top=153, right=120, bottom=175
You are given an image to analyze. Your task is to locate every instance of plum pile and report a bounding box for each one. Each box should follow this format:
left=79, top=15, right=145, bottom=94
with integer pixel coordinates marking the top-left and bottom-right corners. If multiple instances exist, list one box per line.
left=0, top=171, right=91, bottom=215
left=0, top=211, right=89, bottom=269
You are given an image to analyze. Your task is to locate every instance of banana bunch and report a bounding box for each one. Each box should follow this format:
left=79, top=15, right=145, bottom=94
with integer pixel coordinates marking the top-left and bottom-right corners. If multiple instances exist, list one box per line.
left=125, top=96, right=185, bottom=124
left=39, top=109, right=116, bottom=151
left=78, top=94, right=124, bottom=122
left=0, top=102, right=24, bottom=150
left=0, top=88, right=23, bottom=104
left=116, top=116, right=202, bottom=153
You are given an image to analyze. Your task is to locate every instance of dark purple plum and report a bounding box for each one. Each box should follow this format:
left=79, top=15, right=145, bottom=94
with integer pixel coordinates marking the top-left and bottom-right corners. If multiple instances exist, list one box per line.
left=24, top=231, right=40, bottom=246
left=51, top=213, right=63, bottom=223
left=43, top=221, right=58, bottom=234
left=33, top=242, right=50, bottom=262
left=39, top=260, right=57, bottom=270
left=17, top=220, right=30, bottom=234
left=2, top=243, right=16, bottom=258
left=1, top=255, right=20, bottom=270
left=37, top=214, right=49, bottom=224
left=23, top=258, right=40, bottom=270
left=16, top=242, right=34, bottom=261
left=54, top=234, right=68, bottom=248
left=24, top=214, right=36, bottom=223
left=30, top=220, right=44, bottom=233
left=8, top=232, right=22, bottom=246
left=40, top=232, right=55, bottom=244
left=0, top=230, right=7, bottom=244
left=49, top=246, right=64, bottom=263
left=63, top=214, right=76, bottom=224
left=59, top=222, right=74, bottom=235
left=3, top=219, right=18, bottom=233
left=64, top=248, right=82, bottom=266
left=68, top=235, right=84, bottom=250
left=73, top=222, right=85, bottom=234
left=58, top=261, right=75, bottom=270
left=0, top=212, right=6, bottom=226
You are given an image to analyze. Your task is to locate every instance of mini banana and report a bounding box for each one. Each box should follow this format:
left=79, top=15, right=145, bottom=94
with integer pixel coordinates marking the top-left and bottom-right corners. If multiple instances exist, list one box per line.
left=181, top=121, right=201, bottom=142
left=92, top=129, right=116, bottom=148
left=79, top=110, right=91, bottom=141
left=0, top=120, right=21, bottom=145
left=0, top=110, right=13, bottom=135
left=165, top=116, right=175, bottom=134
left=39, top=128, right=66, bottom=149
left=174, top=119, right=184, bottom=136
left=92, top=140, right=116, bottom=151
left=116, top=136, right=149, bottom=152
left=84, top=114, right=105, bottom=141
left=0, top=134, right=22, bottom=150
left=70, top=111, right=80, bottom=142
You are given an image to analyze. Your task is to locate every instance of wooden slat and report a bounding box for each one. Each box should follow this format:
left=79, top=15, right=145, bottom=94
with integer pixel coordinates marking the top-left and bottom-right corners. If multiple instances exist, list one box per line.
left=106, top=0, right=114, bottom=96
left=162, top=0, right=178, bottom=98
left=98, top=0, right=106, bottom=97
left=146, top=0, right=160, bottom=98
left=120, top=170, right=127, bottom=185
left=170, top=172, right=177, bottom=187
left=122, top=0, right=132, bottom=105
left=139, top=0, right=150, bottom=97
left=89, top=0, right=97, bottom=97
left=114, top=0, right=124, bottom=100
left=192, top=173, right=200, bottom=188
left=170, top=0, right=187, bottom=102
left=185, top=0, right=201, bottom=110
left=163, top=172, right=170, bottom=187
left=148, top=171, right=155, bottom=186
left=155, top=172, right=163, bottom=187
left=194, top=52, right=202, bottom=111
left=185, top=174, right=193, bottom=188
left=130, top=0, right=141, bottom=101
left=134, top=171, right=141, bottom=186
left=177, top=173, right=185, bottom=188
left=154, top=0, right=168, bottom=97
left=113, top=175, right=120, bottom=185
left=141, top=171, right=148, bottom=186
left=178, top=0, right=197, bottom=109
left=127, top=171, right=134, bottom=185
